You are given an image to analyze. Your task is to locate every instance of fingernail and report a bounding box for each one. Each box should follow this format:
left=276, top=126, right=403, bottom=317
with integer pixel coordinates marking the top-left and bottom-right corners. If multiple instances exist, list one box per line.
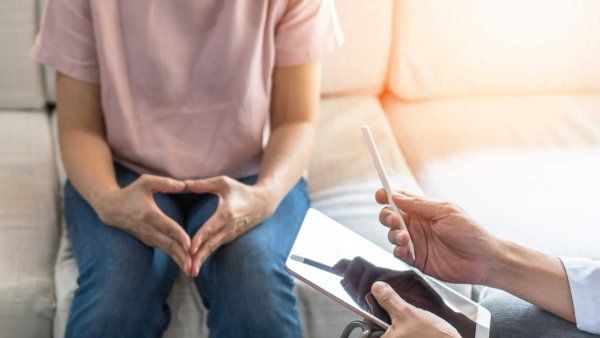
left=384, top=214, right=394, bottom=226
left=372, top=281, right=388, bottom=295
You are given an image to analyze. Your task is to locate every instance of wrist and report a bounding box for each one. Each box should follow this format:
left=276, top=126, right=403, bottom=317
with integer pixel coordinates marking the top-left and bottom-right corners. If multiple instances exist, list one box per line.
left=485, top=239, right=531, bottom=289
left=89, top=184, right=121, bottom=218
left=252, top=182, right=282, bottom=217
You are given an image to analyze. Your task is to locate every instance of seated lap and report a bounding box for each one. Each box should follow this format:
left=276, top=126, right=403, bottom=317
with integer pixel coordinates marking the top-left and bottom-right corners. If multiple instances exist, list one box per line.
left=63, top=164, right=309, bottom=338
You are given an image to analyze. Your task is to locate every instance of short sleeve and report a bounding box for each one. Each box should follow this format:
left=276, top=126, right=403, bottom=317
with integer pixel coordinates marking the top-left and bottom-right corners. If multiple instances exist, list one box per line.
left=31, top=0, right=99, bottom=84
left=275, top=0, right=344, bottom=67
left=559, top=256, right=600, bottom=334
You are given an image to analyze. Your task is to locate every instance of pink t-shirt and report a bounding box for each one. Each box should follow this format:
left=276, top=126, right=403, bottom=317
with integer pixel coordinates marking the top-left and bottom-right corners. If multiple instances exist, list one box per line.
left=33, top=0, right=342, bottom=180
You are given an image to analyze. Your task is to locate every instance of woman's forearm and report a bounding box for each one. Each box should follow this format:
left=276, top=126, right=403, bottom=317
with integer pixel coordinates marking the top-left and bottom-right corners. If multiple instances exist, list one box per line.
left=256, top=61, right=321, bottom=209
left=59, top=129, right=119, bottom=208
left=56, top=72, right=118, bottom=211
left=487, top=240, right=576, bottom=323
left=256, top=121, right=316, bottom=206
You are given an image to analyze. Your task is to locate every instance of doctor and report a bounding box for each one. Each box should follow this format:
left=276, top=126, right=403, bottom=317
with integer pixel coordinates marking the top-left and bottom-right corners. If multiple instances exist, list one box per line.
left=370, top=190, right=600, bottom=338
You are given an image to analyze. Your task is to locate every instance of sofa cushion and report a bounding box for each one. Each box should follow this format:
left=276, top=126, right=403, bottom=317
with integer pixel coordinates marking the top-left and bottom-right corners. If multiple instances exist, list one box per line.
left=0, top=0, right=46, bottom=109
left=388, top=0, right=600, bottom=100
left=321, top=0, right=392, bottom=96
left=384, top=93, right=600, bottom=259
left=0, top=112, right=59, bottom=338
left=308, top=95, right=411, bottom=193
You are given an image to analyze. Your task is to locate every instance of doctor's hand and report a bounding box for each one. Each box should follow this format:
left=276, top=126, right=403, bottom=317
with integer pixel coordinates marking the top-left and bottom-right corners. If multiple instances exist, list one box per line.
left=370, top=281, right=460, bottom=338
left=185, top=176, right=276, bottom=276
left=376, top=189, right=500, bottom=285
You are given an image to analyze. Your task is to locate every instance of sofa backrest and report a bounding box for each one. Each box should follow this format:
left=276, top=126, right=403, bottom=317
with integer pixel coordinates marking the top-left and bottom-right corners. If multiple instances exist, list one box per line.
left=0, top=0, right=46, bottom=110
left=388, top=0, right=600, bottom=100
left=321, top=0, right=394, bottom=96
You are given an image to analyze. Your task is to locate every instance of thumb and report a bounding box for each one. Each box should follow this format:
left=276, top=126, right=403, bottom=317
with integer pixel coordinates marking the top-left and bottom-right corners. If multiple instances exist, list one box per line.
left=371, top=281, right=411, bottom=322
left=392, top=193, right=455, bottom=220
left=185, top=176, right=225, bottom=194
left=140, top=175, right=185, bottom=193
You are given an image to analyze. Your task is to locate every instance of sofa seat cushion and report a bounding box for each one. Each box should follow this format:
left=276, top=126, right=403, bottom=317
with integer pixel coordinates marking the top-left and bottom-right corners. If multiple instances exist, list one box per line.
left=0, top=112, right=59, bottom=338
left=384, top=94, right=600, bottom=259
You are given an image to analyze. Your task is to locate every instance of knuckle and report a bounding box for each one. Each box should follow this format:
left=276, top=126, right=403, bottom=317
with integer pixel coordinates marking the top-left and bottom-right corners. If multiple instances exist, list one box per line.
left=223, top=210, right=235, bottom=222
left=440, top=201, right=453, bottom=208
left=138, top=225, right=150, bottom=236
left=144, top=236, right=157, bottom=247
left=97, top=210, right=113, bottom=225
left=141, top=208, right=156, bottom=222
left=139, top=174, right=150, bottom=184
left=168, top=240, right=177, bottom=253
left=442, top=202, right=459, bottom=212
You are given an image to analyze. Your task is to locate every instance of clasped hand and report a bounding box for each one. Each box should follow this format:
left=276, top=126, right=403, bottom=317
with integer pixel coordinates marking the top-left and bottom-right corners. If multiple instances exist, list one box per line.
left=94, top=174, right=274, bottom=278
left=184, top=176, right=274, bottom=276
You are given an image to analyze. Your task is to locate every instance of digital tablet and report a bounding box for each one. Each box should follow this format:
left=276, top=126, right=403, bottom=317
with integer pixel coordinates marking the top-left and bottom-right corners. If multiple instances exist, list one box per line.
left=285, top=209, right=491, bottom=338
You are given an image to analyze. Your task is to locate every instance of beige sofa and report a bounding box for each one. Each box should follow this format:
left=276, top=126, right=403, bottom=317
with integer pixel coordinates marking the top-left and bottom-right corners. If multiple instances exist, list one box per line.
left=1, top=1, right=599, bottom=337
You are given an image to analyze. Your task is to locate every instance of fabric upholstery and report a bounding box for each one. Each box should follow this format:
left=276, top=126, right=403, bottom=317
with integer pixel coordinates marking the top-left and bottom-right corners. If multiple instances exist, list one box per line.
left=388, top=0, right=600, bottom=100
left=0, top=112, right=59, bottom=338
left=384, top=93, right=600, bottom=259
left=321, top=0, right=393, bottom=96
left=308, top=95, right=411, bottom=193
left=37, top=0, right=55, bottom=103
left=0, top=0, right=46, bottom=109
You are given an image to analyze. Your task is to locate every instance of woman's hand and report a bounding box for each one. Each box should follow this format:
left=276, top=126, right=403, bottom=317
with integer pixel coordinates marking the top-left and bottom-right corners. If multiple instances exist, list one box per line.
left=93, top=174, right=192, bottom=272
left=376, top=189, right=500, bottom=285
left=185, top=176, right=276, bottom=276
left=371, top=281, right=460, bottom=338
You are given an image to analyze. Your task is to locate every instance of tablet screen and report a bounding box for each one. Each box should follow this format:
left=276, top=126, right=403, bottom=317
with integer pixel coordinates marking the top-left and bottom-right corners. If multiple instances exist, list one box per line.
left=290, top=255, right=475, bottom=337
left=285, top=209, right=490, bottom=338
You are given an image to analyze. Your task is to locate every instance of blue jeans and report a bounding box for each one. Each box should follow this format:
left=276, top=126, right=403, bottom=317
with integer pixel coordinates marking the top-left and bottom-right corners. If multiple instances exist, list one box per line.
left=63, top=163, right=309, bottom=338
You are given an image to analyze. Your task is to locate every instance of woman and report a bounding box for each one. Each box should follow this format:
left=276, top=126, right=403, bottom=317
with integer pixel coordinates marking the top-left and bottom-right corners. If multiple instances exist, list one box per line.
left=370, top=190, right=600, bottom=337
left=32, top=0, right=342, bottom=337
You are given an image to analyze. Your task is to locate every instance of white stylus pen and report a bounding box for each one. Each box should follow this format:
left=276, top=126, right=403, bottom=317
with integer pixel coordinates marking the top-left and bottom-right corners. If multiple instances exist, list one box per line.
left=362, top=125, right=416, bottom=261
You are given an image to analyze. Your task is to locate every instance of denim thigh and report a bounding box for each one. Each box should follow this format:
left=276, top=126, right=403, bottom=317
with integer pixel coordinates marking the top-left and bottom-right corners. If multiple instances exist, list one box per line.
left=186, top=177, right=310, bottom=338
left=63, top=163, right=184, bottom=338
